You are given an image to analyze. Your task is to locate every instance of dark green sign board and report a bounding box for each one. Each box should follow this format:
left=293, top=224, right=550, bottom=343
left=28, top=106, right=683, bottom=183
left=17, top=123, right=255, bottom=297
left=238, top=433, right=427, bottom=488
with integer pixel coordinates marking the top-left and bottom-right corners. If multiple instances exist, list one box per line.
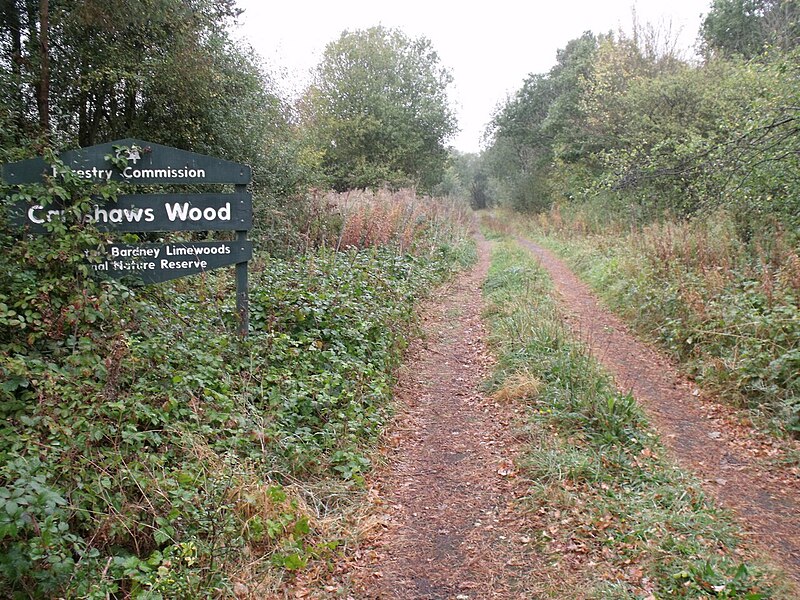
left=91, top=241, right=253, bottom=284
left=11, top=193, right=252, bottom=233
left=1, top=139, right=253, bottom=335
left=1, top=138, right=251, bottom=185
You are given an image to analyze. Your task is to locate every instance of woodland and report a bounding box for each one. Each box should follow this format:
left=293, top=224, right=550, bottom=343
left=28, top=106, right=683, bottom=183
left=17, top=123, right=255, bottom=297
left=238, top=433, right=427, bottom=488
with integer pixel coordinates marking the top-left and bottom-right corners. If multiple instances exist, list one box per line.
left=0, top=0, right=798, bottom=597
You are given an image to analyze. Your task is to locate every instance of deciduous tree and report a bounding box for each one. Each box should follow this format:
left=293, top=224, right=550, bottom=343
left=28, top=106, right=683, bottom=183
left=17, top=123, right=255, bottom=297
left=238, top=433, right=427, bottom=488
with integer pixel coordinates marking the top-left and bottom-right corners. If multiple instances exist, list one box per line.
left=301, top=26, right=457, bottom=192
left=0, top=0, right=306, bottom=196
left=702, top=0, right=800, bottom=57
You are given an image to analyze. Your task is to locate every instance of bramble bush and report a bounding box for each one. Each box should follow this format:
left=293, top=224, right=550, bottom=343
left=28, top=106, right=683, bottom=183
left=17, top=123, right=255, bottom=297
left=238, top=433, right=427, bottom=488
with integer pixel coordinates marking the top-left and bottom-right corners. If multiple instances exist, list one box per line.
left=0, top=162, right=471, bottom=597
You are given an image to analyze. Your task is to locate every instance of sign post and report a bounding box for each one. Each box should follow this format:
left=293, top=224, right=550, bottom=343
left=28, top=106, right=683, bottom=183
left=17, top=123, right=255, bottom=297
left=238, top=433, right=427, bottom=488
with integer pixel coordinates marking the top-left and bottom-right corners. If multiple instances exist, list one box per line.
left=235, top=184, right=249, bottom=336
left=2, top=138, right=253, bottom=336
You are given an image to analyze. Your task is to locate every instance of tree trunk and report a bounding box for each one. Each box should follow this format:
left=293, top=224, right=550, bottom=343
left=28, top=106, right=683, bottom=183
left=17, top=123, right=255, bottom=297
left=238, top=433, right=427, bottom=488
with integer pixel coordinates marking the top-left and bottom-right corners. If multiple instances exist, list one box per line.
left=78, top=89, right=89, bottom=146
left=124, top=80, right=138, bottom=131
left=2, top=0, right=25, bottom=135
left=37, top=0, right=49, bottom=138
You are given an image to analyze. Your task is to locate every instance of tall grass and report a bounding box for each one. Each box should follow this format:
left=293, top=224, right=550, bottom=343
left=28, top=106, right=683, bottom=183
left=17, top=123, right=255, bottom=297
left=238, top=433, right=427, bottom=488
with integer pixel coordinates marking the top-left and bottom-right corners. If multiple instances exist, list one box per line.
left=252, top=188, right=472, bottom=258
left=327, top=188, right=472, bottom=253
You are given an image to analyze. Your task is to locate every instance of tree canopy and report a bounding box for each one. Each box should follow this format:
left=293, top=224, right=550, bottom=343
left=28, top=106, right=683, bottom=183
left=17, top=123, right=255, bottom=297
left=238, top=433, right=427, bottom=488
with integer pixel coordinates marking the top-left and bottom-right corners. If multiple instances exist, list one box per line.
left=478, top=8, right=799, bottom=234
left=301, top=26, right=457, bottom=192
left=701, top=0, right=800, bottom=57
left=0, top=0, right=304, bottom=197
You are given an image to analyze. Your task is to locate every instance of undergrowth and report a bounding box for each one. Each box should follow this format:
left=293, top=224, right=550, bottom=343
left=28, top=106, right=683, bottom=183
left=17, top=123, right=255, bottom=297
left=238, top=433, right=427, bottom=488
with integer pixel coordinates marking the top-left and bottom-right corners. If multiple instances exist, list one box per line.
left=483, top=238, right=789, bottom=598
left=0, top=167, right=473, bottom=597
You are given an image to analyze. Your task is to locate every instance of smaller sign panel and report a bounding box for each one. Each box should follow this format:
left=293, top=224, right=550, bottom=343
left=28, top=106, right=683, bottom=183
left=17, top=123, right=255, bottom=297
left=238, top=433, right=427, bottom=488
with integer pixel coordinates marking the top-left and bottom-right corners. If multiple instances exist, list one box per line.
left=88, top=241, right=252, bottom=284
left=11, top=193, right=252, bottom=233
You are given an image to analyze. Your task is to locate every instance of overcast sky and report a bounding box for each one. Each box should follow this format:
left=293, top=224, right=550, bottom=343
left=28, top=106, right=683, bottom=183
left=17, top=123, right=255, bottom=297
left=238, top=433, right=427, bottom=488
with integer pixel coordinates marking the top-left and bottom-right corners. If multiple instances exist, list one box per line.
left=233, top=0, right=712, bottom=153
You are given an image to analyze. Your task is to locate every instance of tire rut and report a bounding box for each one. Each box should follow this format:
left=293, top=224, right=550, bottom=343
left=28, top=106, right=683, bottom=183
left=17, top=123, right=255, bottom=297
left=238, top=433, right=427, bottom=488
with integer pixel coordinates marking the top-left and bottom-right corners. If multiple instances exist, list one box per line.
left=515, top=234, right=800, bottom=583
left=354, top=232, right=538, bottom=598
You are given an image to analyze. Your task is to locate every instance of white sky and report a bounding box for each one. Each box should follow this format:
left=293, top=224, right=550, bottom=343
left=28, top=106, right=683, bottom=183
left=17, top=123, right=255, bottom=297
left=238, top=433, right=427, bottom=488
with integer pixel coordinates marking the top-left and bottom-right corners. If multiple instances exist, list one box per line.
left=233, top=0, right=712, bottom=153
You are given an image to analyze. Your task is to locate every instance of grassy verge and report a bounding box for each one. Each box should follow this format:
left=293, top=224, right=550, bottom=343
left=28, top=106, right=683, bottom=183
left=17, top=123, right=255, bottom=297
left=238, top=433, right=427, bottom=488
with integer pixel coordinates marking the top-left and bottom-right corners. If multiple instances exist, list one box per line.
left=0, top=186, right=473, bottom=597
left=483, top=237, right=790, bottom=598
left=487, top=208, right=800, bottom=439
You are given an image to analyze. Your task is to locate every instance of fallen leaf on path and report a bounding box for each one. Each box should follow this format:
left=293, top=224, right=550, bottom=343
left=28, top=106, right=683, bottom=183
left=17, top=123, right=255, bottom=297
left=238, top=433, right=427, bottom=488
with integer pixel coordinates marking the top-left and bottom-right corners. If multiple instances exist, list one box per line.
left=497, top=459, right=517, bottom=477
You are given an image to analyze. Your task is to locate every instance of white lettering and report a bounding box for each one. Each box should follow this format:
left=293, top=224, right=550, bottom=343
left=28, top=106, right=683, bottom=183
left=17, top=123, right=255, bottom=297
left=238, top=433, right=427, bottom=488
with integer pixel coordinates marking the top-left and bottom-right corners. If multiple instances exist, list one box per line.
left=165, top=244, right=232, bottom=256
left=163, top=202, right=231, bottom=222
left=28, top=202, right=161, bottom=228
left=93, top=206, right=108, bottom=223
left=123, top=166, right=207, bottom=180
left=160, top=259, right=208, bottom=270
left=28, top=204, right=46, bottom=224
left=123, top=208, right=141, bottom=222
left=165, top=202, right=189, bottom=221
left=27, top=205, right=67, bottom=225
left=110, top=246, right=161, bottom=259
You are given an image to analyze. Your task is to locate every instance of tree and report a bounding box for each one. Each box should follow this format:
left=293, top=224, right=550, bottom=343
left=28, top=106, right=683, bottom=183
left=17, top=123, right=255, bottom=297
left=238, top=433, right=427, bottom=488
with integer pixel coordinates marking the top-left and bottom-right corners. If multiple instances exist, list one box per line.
left=301, top=26, right=457, bottom=192
left=701, top=0, right=800, bottom=57
left=484, top=33, right=600, bottom=211
left=1, top=0, right=52, bottom=142
left=0, top=0, right=308, bottom=197
left=436, top=150, right=491, bottom=209
left=47, top=0, right=244, bottom=148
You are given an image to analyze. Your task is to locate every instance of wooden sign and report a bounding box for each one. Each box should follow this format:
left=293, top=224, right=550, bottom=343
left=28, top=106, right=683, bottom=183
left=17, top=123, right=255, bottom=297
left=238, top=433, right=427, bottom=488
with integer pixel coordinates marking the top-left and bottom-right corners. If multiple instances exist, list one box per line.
left=89, top=241, right=253, bottom=284
left=10, top=193, right=252, bottom=233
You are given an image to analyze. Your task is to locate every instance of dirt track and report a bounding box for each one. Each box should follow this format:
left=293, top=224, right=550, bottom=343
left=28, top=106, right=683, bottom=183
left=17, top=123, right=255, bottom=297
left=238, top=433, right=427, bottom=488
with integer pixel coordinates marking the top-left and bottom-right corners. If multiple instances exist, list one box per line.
left=353, top=233, right=540, bottom=598
left=349, top=230, right=800, bottom=598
